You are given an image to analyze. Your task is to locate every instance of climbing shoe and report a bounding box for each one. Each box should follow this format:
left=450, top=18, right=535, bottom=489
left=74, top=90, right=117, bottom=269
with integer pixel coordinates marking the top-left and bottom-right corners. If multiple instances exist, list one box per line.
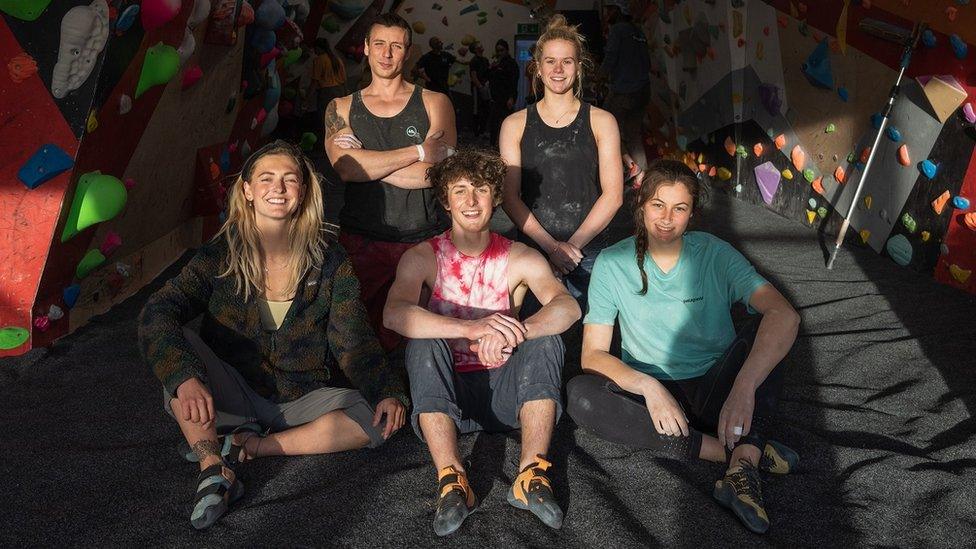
left=713, top=459, right=769, bottom=534
left=507, top=455, right=563, bottom=529
left=432, top=465, right=477, bottom=536
left=759, top=439, right=799, bottom=475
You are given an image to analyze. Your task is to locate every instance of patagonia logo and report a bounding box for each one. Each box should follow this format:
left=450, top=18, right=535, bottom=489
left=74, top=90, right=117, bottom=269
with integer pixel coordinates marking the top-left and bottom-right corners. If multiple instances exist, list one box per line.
left=405, top=126, right=419, bottom=139
left=682, top=296, right=703, bottom=303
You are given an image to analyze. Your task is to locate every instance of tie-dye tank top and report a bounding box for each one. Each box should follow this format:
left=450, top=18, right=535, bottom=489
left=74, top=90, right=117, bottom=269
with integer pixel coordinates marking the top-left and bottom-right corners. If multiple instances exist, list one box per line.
left=427, top=230, right=512, bottom=372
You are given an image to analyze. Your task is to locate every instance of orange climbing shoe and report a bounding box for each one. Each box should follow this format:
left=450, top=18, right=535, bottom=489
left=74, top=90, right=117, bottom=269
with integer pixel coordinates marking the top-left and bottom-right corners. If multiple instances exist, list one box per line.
left=432, top=465, right=477, bottom=536
left=507, top=455, right=564, bottom=529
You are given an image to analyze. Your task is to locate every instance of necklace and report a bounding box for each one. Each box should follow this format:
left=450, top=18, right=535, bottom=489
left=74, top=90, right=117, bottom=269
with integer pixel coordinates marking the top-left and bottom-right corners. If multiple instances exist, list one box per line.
left=543, top=100, right=578, bottom=126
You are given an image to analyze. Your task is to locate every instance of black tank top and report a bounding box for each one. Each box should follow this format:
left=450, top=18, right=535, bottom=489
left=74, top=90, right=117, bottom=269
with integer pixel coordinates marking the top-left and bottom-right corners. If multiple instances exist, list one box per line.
left=340, top=85, right=447, bottom=242
left=519, top=102, right=605, bottom=252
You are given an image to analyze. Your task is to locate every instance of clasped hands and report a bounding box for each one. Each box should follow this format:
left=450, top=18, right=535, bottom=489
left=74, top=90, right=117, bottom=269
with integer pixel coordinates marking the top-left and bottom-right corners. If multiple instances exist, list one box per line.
left=548, top=241, right=583, bottom=275
left=465, top=313, right=527, bottom=367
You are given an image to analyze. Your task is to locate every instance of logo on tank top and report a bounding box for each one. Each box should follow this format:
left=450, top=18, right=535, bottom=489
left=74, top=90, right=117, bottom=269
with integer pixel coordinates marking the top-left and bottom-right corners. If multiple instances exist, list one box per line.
left=405, top=126, right=419, bottom=139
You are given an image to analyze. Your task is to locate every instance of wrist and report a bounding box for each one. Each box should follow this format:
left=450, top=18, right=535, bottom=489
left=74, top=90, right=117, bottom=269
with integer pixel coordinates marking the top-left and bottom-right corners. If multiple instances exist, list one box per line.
left=415, top=144, right=425, bottom=162
left=732, top=375, right=759, bottom=394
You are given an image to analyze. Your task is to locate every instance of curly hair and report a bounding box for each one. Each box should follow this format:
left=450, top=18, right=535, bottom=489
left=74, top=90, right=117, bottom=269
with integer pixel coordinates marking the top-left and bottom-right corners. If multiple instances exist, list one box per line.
left=427, top=148, right=507, bottom=208
left=633, top=159, right=706, bottom=295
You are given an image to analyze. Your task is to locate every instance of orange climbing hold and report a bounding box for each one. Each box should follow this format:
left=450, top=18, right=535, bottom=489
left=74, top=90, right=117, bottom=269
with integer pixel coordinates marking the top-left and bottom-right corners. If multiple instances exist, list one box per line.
left=698, top=163, right=707, bottom=173
left=774, top=134, right=786, bottom=150
left=834, top=166, right=846, bottom=184
left=811, top=176, right=825, bottom=196
left=724, top=136, right=736, bottom=156
left=932, top=190, right=951, bottom=214
left=897, top=144, right=911, bottom=166
left=753, top=143, right=764, bottom=157
left=860, top=147, right=871, bottom=164
left=708, top=166, right=717, bottom=177
left=964, top=212, right=976, bottom=231
left=791, top=145, right=805, bottom=170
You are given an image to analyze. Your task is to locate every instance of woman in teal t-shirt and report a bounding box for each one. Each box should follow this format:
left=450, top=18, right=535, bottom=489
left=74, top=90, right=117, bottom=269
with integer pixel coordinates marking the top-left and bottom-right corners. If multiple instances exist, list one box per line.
left=567, top=160, right=801, bottom=535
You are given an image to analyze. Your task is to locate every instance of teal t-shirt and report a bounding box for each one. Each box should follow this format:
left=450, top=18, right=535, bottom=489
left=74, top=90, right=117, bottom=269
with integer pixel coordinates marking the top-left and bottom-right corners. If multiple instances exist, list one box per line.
left=584, top=232, right=768, bottom=380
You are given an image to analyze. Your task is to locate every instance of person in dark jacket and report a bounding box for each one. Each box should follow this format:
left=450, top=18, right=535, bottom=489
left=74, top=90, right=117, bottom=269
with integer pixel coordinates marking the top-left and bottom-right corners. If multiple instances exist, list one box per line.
left=488, top=38, right=520, bottom=146
left=139, top=140, right=407, bottom=530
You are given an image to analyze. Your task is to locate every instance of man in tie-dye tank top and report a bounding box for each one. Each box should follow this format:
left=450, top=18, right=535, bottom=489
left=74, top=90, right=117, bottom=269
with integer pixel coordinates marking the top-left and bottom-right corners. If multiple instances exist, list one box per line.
left=385, top=150, right=580, bottom=536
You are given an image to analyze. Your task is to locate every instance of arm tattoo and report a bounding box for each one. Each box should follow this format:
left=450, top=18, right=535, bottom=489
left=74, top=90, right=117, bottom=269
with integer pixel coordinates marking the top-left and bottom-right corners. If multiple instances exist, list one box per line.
left=324, top=100, right=347, bottom=138
left=191, top=440, right=221, bottom=461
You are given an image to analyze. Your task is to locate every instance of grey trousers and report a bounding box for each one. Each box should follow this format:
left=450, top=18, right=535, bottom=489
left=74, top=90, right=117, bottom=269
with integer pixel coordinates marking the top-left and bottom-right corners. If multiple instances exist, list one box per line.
left=163, top=327, right=385, bottom=448
left=405, top=336, right=565, bottom=438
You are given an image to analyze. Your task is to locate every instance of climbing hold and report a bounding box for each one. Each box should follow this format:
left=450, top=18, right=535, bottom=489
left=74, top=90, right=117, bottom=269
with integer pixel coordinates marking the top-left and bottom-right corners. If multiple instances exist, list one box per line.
left=18, top=144, right=74, bottom=190
left=885, top=234, right=913, bottom=266
left=921, top=230, right=931, bottom=241
left=758, top=84, right=782, bottom=116
left=181, top=65, right=203, bottom=89
left=735, top=145, right=748, bottom=158
left=802, top=39, right=834, bottom=89
left=135, top=43, right=180, bottom=99
left=920, top=159, right=938, bottom=179
left=753, top=143, right=764, bottom=157
left=98, top=231, right=122, bottom=257
left=141, top=0, right=181, bottom=31
left=921, top=29, right=936, bottom=48
left=0, top=0, right=52, bottom=20
left=724, top=136, right=736, bottom=156
left=949, top=264, right=972, bottom=284
left=33, top=315, right=50, bottom=333
left=255, top=0, right=286, bottom=28
left=412, top=21, right=426, bottom=34
left=901, top=212, right=917, bottom=233
left=51, top=0, right=110, bottom=99
left=86, top=110, right=98, bottom=133
left=282, top=48, right=302, bottom=68
left=860, top=147, right=871, bottom=164
left=48, top=304, right=64, bottom=321
left=698, top=164, right=707, bottom=174
left=965, top=103, right=976, bottom=124
left=808, top=198, right=818, bottom=209
left=863, top=195, right=872, bottom=210
left=250, top=28, right=276, bottom=54
left=320, top=15, right=339, bottom=33
left=825, top=123, right=836, bottom=133
left=61, top=171, right=127, bottom=242
left=791, top=146, right=805, bottom=170
left=7, top=53, right=38, bottom=83
left=76, top=249, right=106, bottom=279
left=0, top=327, right=30, bottom=350
left=932, top=190, right=951, bottom=214
left=63, top=284, right=81, bottom=309
left=441, top=15, right=448, bottom=26
left=886, top=127, right=901, bottom=142
left=708, top=166, right=717, bottom=177
left=964, top=212, right=976, bottom=231
left=817, top=206, right=828, bottom=218
left=187, top=0, right=209, bottom=29
left=459, top=4, right=479, bottom=15
left=811, top=176, right=825, bottom=195
left=950, top=34, right=967, bottom=59
left=717, top=167, right=732, bottom=181
left=897, top=144, right=911, bottom=166
left=300, top=132, right=318, bottom=152
left=119, top=94, right=132, bottom=114
left=774, top=134, right=786, bottom=150
left=782, top=168, right=794, bottom=180
left=859, top=229, right=871, bottom=244
left=803, top=169, right=816, bottom=183
left=838, top=87, right=849, bottom=102
left=237, top=0, right=254, bottom=25
left=177, top=27, right=196, bottom=66
left=123, top=178, right=136, bottom=190
left=754, top=162, right=782, bottom=205
left=676, top=135, right=688, bottom=151
left=953, top=196, right=971, bottom=210
left=834, top=165, right=846, bottom=184
left=734, top=184, right=743, bottom=193
left=806, top=210, right=817, bottom=224
left=946, top=6, right=958, bottom=22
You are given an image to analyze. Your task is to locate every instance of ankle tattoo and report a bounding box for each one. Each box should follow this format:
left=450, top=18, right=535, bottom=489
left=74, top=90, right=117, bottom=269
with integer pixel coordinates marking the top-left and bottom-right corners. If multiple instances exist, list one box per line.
left=191, top=439, right=221, bottom=461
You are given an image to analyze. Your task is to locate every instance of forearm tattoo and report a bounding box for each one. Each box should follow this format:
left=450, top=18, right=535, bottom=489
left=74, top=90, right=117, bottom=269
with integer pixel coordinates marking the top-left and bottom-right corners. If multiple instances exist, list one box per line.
left=324, top=100, right=347, bottom=138
left=191, top=440, right=221, bottom=461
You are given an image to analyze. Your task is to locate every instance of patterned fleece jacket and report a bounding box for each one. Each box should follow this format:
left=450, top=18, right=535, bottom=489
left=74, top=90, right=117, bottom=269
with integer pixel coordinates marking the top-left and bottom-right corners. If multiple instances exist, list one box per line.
left=138, top=238, right=408, bottom=406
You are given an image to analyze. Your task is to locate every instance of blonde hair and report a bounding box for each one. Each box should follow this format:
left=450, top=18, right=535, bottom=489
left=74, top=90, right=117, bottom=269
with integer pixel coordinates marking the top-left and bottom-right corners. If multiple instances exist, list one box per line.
left=216, top=140, right=327, bottom=301
left=531, top=14, right=593, bottom=98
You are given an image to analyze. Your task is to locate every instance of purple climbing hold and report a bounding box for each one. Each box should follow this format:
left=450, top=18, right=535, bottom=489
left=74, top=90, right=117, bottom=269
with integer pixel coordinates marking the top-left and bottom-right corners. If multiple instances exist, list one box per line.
left=801, top=39, right=834, bottom=89
left=18, top=143, right=74, bottom=189
left=838, top=87, right=849, bottom=102
left=964, top=103, right=975, bottom=124
left=886, top=127, right=901, bottom=142
left=754, top=161, right=782, bottom=206
left=920, top=159, right=938, bottom=179
left=758, top=84, right=783, bottom=116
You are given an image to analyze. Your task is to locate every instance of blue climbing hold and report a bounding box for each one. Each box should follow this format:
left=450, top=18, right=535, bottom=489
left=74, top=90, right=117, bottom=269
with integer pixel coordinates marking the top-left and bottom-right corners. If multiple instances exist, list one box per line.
left=676, top=135, right=688, bottom=151
left=950, top=34, right=967, bottom=60
left=885, top=234, right=913, bottom=267
left=255, top=0, right=286, bottom=29
left=219, top=148, right=231, bottom=173
left=18, top=143, right=74, bottom=189
left=921, top=29, right=936, bottom=48
left=838, top=87, right=849, bottom=102
left=953, top=196, right=971, bottom=210
left=63, top=284, right=81, bottom=308
left=920, top=159, right=938, bottom=179
left=250, top=28, right=277, bottom=54
left=801, top=39, right=834, bottom=89
left=263, top=85, right=281, bottom=112
left=886, top=127, right=902, bottom=142
left=871, top=112, right=883, bottom=130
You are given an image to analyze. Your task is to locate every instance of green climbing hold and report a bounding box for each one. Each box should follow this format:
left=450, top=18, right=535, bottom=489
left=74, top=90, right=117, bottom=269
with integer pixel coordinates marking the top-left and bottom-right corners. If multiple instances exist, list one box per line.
left=300, top=132, right=318, bottom=152
left=901, top=212, right=917, bottom=234
left=803, top=168, right=816, bottom=182
left=135, top=43, right=180, bottom=99
left=282, top=48, right=302, bottom=68
left=817, top=206, right=828, bottom=218
left=735, top=145, right=748, bottom=158
left=321, top=15, right=339, bottom=33
left=0, top=0, right=51, bottom=21
left=76, top=249, right=106, bottom=279
left=847, top=152, right=855, bottom=164
left=825, top=123, right=836, bottom=133
left=0, top=326, right=30, bottom=350
left=61, top=171, right=128, bottom=242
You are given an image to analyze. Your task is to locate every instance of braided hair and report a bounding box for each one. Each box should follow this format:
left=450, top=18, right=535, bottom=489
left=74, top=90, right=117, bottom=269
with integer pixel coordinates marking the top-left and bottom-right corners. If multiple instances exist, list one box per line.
left=633, top=159, right=705, bottom=295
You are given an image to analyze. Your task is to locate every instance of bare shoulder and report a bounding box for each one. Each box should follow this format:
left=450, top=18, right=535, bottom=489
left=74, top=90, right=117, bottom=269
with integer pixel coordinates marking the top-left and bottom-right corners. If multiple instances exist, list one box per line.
left=499, top=109, right=527, bottom=138
left=399, top=241, right=436, bottom=277
left=589, top=105, right=619, bottom=131
left=421, top=88, right=452, bottom=111
left=509, top=241, right=547, bottom=268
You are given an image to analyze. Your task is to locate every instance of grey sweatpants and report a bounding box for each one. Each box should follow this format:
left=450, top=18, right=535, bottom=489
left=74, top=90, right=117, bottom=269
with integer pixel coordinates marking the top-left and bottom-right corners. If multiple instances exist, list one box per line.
left=163, top=327, right=386, bottom=448
left=405, top=336, right=565, bottom=438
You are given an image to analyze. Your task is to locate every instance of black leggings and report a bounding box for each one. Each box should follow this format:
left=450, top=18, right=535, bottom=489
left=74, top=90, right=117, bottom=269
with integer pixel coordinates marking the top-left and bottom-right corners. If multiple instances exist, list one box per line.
left=566, top=319, right=784, bottom=462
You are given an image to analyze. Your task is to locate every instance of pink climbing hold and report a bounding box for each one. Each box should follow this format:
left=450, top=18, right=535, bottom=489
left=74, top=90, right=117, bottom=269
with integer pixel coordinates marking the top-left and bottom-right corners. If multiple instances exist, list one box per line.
left=181, top=65, right=203, bottom=89
left=141, top=0, right=181, bottom=31
left=99, top=231, right=122, bottom=257
left=964, top=103, right=976, bottom=124
left=124, top=177, right=136, bottom=190
left=33, top=315, right=51, bottom=332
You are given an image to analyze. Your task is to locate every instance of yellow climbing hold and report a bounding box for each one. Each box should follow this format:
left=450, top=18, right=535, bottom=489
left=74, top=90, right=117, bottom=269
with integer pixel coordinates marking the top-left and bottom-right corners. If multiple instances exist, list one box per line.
left=412, top=21, right=426, bottom=34
left=836, top=0, right=849, bottom=55
left=806, top=210, right=816, bottom=224
left=949, top=264, right=972, bottom=284
left=697, top=153, right=704, bottom=164
left=86, top=110, right=98, bottom=133
left=859, top=229, right=871, bottom=243
left=863, top=195, right=872, bottom=209
left=921, top=231, right=931, bottom=242
left=717, top=167, right=732, bottom=181
left=782, top=168, right=794, bottom=180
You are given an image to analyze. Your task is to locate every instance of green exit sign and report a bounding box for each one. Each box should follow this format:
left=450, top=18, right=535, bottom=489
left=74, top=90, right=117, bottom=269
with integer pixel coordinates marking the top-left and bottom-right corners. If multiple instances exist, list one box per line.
left=517, top=23, right=539, bottom=35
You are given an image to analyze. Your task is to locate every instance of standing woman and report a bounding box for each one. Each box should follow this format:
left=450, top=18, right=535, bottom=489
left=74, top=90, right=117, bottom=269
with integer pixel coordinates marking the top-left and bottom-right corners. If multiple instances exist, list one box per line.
left=139, top=141, right=406, bottom=530
left=499, top=15, right=623, bottom=308
left=567, top=160, right=800, bottom=534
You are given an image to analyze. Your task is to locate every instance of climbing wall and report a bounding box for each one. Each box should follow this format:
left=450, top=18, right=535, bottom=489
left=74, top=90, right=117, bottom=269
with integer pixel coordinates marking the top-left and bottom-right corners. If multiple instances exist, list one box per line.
left=0, top=0, right=328, bottom=356
left=638, top=0, right=976, bottom=295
